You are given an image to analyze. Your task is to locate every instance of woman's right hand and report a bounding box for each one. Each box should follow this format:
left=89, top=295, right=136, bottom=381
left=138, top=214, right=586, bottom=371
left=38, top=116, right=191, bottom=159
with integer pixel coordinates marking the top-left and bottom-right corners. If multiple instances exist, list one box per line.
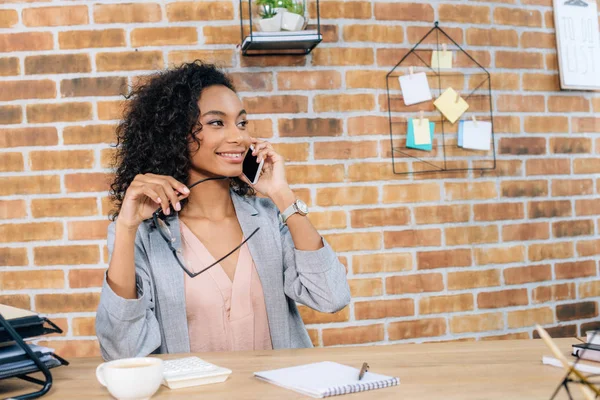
left=117, top=173, right=190, bottom=230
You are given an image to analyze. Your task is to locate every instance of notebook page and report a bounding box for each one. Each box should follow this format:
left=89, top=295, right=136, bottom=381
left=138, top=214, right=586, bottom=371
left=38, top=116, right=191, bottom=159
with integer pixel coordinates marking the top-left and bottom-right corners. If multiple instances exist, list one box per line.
left=255, top=361, right=398, bottom=398
left=0, top=304, right=37, bottom=320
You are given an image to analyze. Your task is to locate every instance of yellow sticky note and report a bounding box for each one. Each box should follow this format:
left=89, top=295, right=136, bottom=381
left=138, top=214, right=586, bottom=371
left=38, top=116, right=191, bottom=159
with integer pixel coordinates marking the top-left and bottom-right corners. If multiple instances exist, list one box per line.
left=433, top=87, right=469, bottom=124
left=431, top=50, right=452, bottom=69
left=413, top=118, right=431, bottom=145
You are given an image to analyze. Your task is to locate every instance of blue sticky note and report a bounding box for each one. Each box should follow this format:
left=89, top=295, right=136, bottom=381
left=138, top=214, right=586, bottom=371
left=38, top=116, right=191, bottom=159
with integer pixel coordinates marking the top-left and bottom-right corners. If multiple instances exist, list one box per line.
left=458, top=120, right=464, bottom=147
left=406, top=118, right=435, bottom=151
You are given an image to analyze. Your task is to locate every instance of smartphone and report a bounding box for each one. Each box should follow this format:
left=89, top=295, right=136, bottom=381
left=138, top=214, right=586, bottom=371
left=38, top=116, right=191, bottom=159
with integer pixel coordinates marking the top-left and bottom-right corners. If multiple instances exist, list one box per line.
left=242, top=145, right=264, bottom=185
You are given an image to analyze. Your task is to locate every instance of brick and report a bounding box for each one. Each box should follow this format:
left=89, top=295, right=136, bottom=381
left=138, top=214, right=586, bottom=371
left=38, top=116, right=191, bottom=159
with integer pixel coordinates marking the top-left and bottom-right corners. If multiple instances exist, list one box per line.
left=448, top=270, right=500, bottom=290
left=475, top=246, right=525, bottom=266
left=315, top=140, right=378, bottom=160
left=474, top=203, right=524, bottom=221
left=496, top=51, right=544, bottom=69
left=548, top=96, right=589, bottom=112
left=241, top=55, right=305, bottom=68
left=494, top=116, right=521, bottom=133
left=348, top=278, right=382, bottom=297
left=0, top=32, right=53, bottom=52
left=23, top=6, right=88, bottom=26
left=386, top=273, right=444, bottom=294
left=72, top=317, right=96, bottom=336
left=243, top=95, right=307, bottom=114
left=533, top=324, right=576, bottom=339
left=166, top=1, right=233, bottom=21
left=577, top=239, right=600, bottom=257
left=383, top=228, right=440, bottom=247
left=353, top=253, right=411, bottom=274
left=345, top=70, right=387, bottom=90
left=65, top=173, right=112, bottom=193
left=229, top=72, right=272, bottom=92
left=97, top=100, right=127, bottom=120
left=25, top=54, right=90, bottom=75
left=417, top=249, right=472, bottom=270
left=343, top=25, right=403, bottom=43
left=420, top=294, right=473, bottom=314
left=0, top=80, right=56, bottom=101
left=501, top=180, right=547, bottom=198
left=0, top=200, right=26, bottom=219
left=552, top=179, right=593, bottom=197
left=382, top=183, right=440, bottom=203
left=521, top=32, right=555, bottom=49
left=450, top=313, right=503, bottom=334
left=63, top=125, right=116, bottom=145
left=478, top=160, right=524, bottom=178
left=445, top=225, right=498, bottom=246
left=553, top=219, right=594, bottom=237
left=508, top=307, right=553, bottom=328
left=499, top=138, right=545, bottom=156
left=97, top=51, right=163, bottom=72
left=313, top=94, right=375, bottom=112
left=347, top=162, right=409, bottom=182
left=278, top=118, right=342, bottom=138
left=0, top=270, right=64, bottom=290
left=415, top=205, right=469, bottom=224
left=69, top=268, right=105, bottom=288
left=315, top=187, right=378, bottom=207
left=557, top=301, right=597, bottom=322
left=524, top=116, right=569, bottom=133
left=526, top=158, right=570, bottom=175
left=27, top=103, right=92, bottom=123
left=0, top=57, right=19, bottom=76
left=374, top=3, right=434, bottom=21
left=307, top=210, right=346, bottom=230
left=271, top=143, right=308, bottom=162
left=347, top=116, right=388, bottom=136
left=355, top=299, right=414, bottom=320
left=1, top=153, right=23, bottom=172
left=574, top=158, right=600, bottom=174
left=439, top=4, right=490, bottom=23
left=68, top=220, right=110, bottom=241
left=390, top=318, right=446, bottom=340
left=522, top=73, right=560, bottom=91
left=0, top=176, right=60, bottom=196
left=455, top=50, right=492, bottom=68
left=473, top=72, right=519, bottom=90
left=574, top=117, right=600, bottom=133
left=467, top=28, right=518, bottom=47
left=352, top=208, right=411, bottom=229
left=36, top=340, right=100, bottom=358
left=533, top=283, right=576, bottom=304
left=131, top=27, right=197, bottom=47
left=478, top=289, right=528, bottom=309
left=32, top=197, right=97, bottom=218
left=94, top=3, right=161, bottom=23
left=545, top=53, right=558, bottom=70
left=0, top=9, right=18, bottom=27
left=59, top=29, right=126, bottom=49
left=555, top=260, right=597, bottom=280
left=61, top=77, right=127, bottom=98
left=29, top=150, right=94, bottom=171
left=528, top=200, right=571, bottom=219
left=286, top=165, right=344, bottom=184
left=502, top=222, right=549, bottom=242
left=277, top=70, right=340, bottom=91
left=580, top=281, right=600, bottom=299
left=576, top=199, right=600, bottom=216
left=529, top=242, right=574, bottom=261
left=0, top=295, right=30, bottom=309
left=494, top=7, right=542, bottom=26
left=375, top=48, right=411, bottom=67
left=322, top=324, right=383, bottom=346
left=0, top=247, right=28, bottom=266
left=36, top=293, right=100, bottom=313
left=444, top=182, right=497, bottom=201
left=298, top=306, right=349, bottom=325
left=323, top=232, right=380, bottom=252
left=34, top=245, right=99, bottom=266
left=0, top=222, right=62, bottom=243
left=202, top=25, right=240, bottom=45
left=581, top=321, right=600, bottom=336
left=312, top=1, right=371, bottom=19
left=0, top=105, right=21, bottom=124
left=594, top=97, right=600, bottom=113
left=497, top=95, right=544, bottom=112
left=312, top=48, right=373, bottom=66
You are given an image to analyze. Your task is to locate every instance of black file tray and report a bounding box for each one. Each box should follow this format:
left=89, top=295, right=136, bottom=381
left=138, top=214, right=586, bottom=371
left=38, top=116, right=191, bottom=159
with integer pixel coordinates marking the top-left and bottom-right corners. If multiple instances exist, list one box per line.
left=0, top=313, right=69, bottom=400
left=0, top=315, right=62, bottom=343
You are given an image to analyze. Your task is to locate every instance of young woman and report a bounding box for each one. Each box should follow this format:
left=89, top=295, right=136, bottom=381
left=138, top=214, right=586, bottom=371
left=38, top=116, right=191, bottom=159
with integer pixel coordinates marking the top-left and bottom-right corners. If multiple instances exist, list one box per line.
left=95, top=61, right=351, bottom=361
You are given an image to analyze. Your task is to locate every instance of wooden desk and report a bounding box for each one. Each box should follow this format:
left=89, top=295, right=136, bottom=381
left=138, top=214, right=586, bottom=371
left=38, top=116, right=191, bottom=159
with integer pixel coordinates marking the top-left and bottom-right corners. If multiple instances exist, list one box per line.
left=1, top=338, right=591, bottom=399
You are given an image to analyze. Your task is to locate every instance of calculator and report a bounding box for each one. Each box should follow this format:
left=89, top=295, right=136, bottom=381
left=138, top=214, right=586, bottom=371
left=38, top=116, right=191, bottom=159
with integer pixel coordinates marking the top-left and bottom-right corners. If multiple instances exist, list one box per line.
left=162, top=356, right=232, bottom=389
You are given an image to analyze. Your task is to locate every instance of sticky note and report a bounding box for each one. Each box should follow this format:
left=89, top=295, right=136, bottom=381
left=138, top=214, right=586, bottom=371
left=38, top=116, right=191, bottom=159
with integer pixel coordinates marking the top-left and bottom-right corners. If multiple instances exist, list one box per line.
left=433, top=87, right=469, bottom=124
left=413, top=118, right=431, bottom=145
left=406, top=118, right=435, bottom=151
left=431, top=50, right=452, bottom=69
left=462, top=120, right=492, bottom=151
left=458, top=120, right=464, bottom=147
left=398, top=72, right=432, bottom=106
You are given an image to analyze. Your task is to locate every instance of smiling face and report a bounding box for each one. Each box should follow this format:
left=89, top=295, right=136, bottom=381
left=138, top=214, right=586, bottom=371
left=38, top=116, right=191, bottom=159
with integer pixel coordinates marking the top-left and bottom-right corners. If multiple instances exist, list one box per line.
left=188, top=85, right=250, bottom=180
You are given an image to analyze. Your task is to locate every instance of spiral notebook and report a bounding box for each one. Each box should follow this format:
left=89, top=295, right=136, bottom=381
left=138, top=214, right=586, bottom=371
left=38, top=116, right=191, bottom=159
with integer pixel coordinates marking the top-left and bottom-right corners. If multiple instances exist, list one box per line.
left=254, top=361, right=400, bottom=398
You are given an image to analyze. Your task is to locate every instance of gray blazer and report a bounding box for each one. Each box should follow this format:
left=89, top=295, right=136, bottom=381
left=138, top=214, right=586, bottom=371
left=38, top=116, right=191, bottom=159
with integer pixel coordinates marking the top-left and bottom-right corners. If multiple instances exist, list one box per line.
left=95, top=190, right=351, bottom=361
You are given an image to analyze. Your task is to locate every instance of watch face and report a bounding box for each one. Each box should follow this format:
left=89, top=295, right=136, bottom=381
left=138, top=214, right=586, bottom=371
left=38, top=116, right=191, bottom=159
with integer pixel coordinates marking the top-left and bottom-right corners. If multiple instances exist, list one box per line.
left=296, top=199, right=309, bottom=214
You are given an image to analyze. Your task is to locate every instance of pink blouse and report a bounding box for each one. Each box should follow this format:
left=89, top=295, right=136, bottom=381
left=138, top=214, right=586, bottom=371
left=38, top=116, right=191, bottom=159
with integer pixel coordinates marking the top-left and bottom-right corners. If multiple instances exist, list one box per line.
left=180, top=220, right=273, bottom=352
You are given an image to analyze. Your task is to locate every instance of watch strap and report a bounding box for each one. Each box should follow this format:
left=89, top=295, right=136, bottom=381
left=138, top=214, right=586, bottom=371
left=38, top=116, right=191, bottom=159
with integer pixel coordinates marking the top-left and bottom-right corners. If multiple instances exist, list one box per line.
left=279, top=202, right=297, bottom=225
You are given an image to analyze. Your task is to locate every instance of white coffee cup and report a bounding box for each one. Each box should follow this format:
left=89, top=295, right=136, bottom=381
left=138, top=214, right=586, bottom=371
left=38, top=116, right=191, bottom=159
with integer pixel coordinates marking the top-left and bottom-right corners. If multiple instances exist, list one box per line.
left=96, top=357, right=164, bottom=400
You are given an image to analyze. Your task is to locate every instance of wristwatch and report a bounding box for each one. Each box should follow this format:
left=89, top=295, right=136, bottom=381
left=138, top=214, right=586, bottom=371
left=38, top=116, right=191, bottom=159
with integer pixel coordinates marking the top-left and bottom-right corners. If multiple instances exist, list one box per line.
left=279, top=199, right=309, bottom=225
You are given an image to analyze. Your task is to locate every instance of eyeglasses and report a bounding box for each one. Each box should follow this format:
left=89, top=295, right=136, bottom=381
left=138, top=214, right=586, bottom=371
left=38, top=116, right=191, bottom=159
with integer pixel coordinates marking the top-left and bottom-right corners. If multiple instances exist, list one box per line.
left=152, top=176, right=260, bottom=278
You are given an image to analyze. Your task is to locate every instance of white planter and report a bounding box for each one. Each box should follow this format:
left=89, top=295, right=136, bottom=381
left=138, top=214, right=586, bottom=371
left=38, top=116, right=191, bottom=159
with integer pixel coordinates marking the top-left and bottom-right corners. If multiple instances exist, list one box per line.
left=258, top=13, right=282, bottom=32
left=281, top=11, right=305, bottom=31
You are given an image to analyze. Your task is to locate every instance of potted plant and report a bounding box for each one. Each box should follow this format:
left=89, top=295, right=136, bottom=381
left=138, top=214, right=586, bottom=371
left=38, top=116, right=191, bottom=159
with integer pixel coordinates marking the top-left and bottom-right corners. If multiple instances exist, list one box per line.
left=256, top=0, right=282, bottom=31
left=281, top=0, right=306, bottom=31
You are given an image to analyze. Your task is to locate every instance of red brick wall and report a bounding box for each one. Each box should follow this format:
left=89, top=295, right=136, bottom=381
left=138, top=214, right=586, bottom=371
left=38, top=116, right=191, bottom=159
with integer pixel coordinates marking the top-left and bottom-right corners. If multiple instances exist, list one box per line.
left=1, top=1, right=599, bottom=357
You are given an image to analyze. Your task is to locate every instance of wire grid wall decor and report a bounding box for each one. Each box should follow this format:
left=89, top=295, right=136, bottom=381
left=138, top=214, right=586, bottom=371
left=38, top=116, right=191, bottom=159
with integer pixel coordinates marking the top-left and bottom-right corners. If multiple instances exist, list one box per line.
left=386, top=22, right=497, bottom=175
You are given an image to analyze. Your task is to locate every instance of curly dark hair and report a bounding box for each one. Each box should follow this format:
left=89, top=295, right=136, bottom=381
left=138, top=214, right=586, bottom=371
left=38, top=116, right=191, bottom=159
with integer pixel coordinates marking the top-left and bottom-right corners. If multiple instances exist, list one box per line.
left=109, top=60, right=254, bottom=220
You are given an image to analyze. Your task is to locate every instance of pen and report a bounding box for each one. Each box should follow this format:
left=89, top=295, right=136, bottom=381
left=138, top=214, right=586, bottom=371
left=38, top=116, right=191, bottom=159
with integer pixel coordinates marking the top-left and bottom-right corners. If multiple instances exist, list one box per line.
left=358, top=362, right=369, bottom=380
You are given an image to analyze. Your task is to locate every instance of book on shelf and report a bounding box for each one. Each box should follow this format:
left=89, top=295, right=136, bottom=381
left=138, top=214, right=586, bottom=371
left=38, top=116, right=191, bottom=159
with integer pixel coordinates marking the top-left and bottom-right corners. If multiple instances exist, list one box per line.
left=572, top=343, right=600, bottom=363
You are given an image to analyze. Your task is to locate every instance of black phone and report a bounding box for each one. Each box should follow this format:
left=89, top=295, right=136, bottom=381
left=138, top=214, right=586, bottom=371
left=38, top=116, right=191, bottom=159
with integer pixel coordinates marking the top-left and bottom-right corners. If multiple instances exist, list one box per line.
left=242, top=145, right=264, bottom=185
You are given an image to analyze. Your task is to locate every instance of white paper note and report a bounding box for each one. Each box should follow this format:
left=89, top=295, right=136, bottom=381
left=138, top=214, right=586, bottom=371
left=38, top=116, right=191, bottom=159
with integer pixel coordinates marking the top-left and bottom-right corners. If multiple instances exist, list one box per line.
left=461, top=120, right=492, bottom=150
left=398, top=72, right=432, bottom=106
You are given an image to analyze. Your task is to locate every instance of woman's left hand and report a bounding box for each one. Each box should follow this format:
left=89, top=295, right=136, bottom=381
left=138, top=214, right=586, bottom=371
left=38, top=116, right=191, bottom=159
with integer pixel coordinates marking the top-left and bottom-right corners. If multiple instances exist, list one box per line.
left=239, top=138, right=289, bottom=198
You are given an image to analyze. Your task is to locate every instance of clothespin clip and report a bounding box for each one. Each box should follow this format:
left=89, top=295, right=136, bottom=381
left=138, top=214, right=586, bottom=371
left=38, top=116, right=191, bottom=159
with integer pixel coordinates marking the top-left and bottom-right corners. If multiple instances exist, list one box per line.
left=408, top=66, right=414, bottom=79
left=419, top=110, right=424, bottom=126
left=455, top=90, right=461, bottom=103
left=472, top=115, right=478, bottom=127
